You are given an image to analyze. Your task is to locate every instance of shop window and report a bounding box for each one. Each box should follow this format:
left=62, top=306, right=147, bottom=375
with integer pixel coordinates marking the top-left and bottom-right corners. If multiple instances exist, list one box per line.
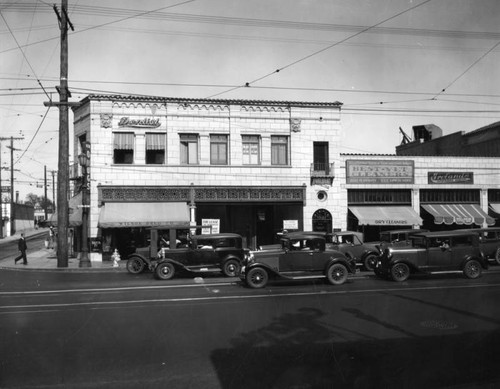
left=145, top=133, right=165, bottom=164
left=271, top=135, right=289, bottom=165
left=180, top=134, right=198, bottom=165
left=210, top=135, right=228, bottom=165
left=420, top=189, right=479, bottom=203
left=312, top=209, right=332, bottom=233
left=242, top=135, right=260, bottom=165
left=113, top=132, right=134, bottom=164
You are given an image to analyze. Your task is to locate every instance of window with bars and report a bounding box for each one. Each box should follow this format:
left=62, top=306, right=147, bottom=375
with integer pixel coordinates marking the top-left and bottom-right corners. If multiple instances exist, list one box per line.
left=242, top=135, right=260, bottom=165
left=145, top=133, right=165, bottom=164
left=210, top=135, right=228, bottom=165
left=180, top=134, right=199, bottom=165
left=271, top=136, right=289, bottom=165
left=113, top=132, right=134, bottom=164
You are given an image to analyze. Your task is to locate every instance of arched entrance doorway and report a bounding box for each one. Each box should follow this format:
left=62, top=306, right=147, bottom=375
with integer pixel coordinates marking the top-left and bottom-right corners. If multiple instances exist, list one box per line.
left=312, top=209, right=332, bottom=232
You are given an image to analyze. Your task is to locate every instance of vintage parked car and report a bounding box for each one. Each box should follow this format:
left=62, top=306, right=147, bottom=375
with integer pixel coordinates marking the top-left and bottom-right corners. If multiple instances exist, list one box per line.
left=240, top=233, right=356, bottom=288
left=375, top=230, right=488, bottom=282
left=377, top=228, right=429, bottom=251
left=126, top=228, right=248, bottom=280
left=328, top=231, right=381, bottom=271
left=461, top=228, right=500, bottom=265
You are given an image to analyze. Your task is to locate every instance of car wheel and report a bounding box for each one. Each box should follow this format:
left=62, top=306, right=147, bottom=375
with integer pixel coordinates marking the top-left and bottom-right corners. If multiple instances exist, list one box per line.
left=246, top=267, right=268, bottom=289
left=222, top=259, right=241, bottom=277
left=495, top=248, right=500, bottom=265
left=126, top=257, right=145, bottom=274
left=326, top=263, right=348, bottom=285
left=463, top=259, right=482, bottom=279
left=363, top=254, right=378, bottom=271
left=155, top=262, right=175, bottom=280
left=390, top=263, right=410, bottom=282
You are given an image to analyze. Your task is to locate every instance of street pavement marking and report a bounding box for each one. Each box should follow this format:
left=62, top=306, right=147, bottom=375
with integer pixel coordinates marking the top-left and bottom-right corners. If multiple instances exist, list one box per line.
left=1, top=282, right=500, bottom=312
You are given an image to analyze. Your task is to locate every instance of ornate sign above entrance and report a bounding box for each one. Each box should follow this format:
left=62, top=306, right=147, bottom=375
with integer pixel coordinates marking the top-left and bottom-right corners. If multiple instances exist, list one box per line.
left=428, top=172, right=473, bottom=184
left=118, top=117, right=161, bottom=128
left=346, top=160, right=414, bottom=184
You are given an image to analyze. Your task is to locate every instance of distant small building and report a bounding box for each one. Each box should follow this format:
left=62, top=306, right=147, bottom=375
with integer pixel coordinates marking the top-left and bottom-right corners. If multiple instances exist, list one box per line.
left=396, top=122, right=500, bottom=157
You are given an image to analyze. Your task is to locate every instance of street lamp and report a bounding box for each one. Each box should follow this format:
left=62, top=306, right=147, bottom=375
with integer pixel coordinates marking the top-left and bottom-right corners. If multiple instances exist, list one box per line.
left=78, top=152, right=91, bottom=267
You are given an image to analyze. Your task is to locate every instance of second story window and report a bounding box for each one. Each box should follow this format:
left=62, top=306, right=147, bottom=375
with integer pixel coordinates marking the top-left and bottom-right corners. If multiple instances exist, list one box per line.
left=271, top=135, right=289, bottom=165
left=113, top=132, right=134, bottom=164
left=180, top=134, right=198, bottom=165
left=145, top=133, right=165, bottom=164
left=210, top=135, right=228, bottom=165
left=242, top=135, right=260, bottom=165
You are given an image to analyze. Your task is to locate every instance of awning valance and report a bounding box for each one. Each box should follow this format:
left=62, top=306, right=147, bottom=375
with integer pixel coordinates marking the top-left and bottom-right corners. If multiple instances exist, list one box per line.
left=422, top=204, right=495, bottom=226
left=49, top=193, right=83, bottom=227
left=98, top=202, right=190, bottom=228
left=349, top=206, right=423, bottom=226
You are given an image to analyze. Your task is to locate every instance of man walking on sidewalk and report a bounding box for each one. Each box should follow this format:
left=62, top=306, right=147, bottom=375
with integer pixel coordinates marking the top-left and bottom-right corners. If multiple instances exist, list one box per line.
left=14, top=233, right=28, bottom=265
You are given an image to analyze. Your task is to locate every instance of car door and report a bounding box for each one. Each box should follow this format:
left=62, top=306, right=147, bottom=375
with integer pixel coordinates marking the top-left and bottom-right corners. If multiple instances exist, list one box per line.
left=427, top=237, right=452, bottom=269
left=279, top=238, right=313, bottom=273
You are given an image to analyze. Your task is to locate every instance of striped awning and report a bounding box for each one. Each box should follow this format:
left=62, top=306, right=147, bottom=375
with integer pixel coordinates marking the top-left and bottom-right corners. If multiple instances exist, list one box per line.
left=489, top=203, right=500, bottom=215
left=146, top=133, right=165, bottom=150
left=349, top=206, right=423, bottom=226
left=422, top=204, right=495, bottom=226
left=113, top=132, right=135, bottom=149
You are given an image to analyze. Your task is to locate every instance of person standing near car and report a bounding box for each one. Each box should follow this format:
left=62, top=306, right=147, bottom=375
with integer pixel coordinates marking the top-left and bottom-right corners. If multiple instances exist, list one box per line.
left=14, top=233, right=28, bottom=265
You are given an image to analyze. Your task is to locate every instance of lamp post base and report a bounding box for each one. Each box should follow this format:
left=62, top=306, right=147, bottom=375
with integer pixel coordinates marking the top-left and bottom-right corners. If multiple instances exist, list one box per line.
left=79, top=252, right=92, bottom=267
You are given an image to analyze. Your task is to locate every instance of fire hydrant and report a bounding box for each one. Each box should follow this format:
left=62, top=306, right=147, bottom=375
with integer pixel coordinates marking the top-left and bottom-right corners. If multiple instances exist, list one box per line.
left=112, top=249, right=121, bottom=268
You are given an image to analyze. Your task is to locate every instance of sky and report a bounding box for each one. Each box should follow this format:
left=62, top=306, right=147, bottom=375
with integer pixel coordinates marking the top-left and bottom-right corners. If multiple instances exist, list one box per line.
left=1, top=0, right=500, bottom=202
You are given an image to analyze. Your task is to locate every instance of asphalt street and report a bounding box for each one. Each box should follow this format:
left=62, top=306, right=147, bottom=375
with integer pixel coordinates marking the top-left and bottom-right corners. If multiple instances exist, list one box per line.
left=1, top=266, right=500, bottom=388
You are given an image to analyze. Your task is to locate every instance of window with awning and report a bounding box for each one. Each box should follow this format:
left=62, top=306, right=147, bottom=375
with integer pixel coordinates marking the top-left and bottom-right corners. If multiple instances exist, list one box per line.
left=422, top=204, right=495, bottom=226
left=145, top=133, right=165, bottom=164
left=113, top=132, right=135, bottom=164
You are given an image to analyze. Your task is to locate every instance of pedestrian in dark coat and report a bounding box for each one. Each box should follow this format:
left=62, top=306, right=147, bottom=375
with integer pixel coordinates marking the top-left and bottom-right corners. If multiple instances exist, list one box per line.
left=14, top=233, right=28, bottom=265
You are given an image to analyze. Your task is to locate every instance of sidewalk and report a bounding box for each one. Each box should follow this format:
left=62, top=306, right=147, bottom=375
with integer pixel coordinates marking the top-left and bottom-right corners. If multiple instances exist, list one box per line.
left=0, top=228, right=126, bottom=272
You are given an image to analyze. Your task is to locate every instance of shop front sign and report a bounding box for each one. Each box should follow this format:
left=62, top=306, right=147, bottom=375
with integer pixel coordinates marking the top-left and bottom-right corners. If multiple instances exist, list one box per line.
left=346, top=160, right=414, bottom=184
left=428, top=172, right=473, bottom=184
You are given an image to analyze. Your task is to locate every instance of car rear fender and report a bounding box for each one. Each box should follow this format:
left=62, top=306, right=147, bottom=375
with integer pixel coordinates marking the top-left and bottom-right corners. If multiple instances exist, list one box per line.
left=461, top=254, right=489, bottom=270
left=361, top=249, right=380, bottom=260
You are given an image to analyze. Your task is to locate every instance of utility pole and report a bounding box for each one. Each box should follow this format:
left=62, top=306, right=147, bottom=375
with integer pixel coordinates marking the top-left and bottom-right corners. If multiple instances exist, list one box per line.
left=44, top=0, right=77, bottom=267
left=0, top=140, right=3, bottom=239
left=1, top=137, right=23, bottom=237
left=44, top=166, right=48, bottom=220
left=52, top=170, right=56, bottom=212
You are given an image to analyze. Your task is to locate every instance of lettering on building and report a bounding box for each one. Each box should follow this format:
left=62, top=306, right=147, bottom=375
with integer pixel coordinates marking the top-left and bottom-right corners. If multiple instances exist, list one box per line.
left=346, top=160, right=414, bottom=184
left=118, top=117, right=161, bottom=128
left=428, top=172, right=473, bottom=184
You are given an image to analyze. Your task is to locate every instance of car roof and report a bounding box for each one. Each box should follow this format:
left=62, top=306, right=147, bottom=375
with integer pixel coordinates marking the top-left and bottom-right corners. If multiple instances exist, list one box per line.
left=193, top=233, right=242, bottom=239
left=460, top=227, right=500, bottom=233
left=411, top=230, right=478, bottom=238
left=282, top=233, right=326, bottom=240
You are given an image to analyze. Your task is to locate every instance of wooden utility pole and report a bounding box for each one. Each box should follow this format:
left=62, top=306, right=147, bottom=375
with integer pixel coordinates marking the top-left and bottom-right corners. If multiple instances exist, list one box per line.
left=44, top=166, right=48, bottom=220
left=45, top=0, right=76, bottom=267
left=1, top=137, right=23, bottom=236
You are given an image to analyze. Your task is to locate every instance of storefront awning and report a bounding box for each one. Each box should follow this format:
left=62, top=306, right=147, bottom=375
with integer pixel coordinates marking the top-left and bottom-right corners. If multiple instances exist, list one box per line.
left=48, top=193, right=83, bottom=227
left=349, top=206, right=423, bottom=226
left=422, top=204, right=495, bottom=226
left=98, top=202, right=190, bottom=228
left=489, top=203, right=500, bottom=216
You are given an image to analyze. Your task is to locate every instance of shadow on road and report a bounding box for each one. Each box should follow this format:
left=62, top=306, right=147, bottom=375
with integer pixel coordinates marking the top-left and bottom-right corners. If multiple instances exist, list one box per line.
left=211, top=306, right=500, bottom=389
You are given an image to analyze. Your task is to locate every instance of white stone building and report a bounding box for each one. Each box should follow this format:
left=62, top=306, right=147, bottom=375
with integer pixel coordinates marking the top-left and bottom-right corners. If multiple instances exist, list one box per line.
left=72, top=95, right=343, bottom=259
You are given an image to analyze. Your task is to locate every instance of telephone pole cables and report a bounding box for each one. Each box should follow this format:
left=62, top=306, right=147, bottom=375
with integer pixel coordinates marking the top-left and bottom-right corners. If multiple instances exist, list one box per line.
left=44, top=0, right=79, bottom=267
